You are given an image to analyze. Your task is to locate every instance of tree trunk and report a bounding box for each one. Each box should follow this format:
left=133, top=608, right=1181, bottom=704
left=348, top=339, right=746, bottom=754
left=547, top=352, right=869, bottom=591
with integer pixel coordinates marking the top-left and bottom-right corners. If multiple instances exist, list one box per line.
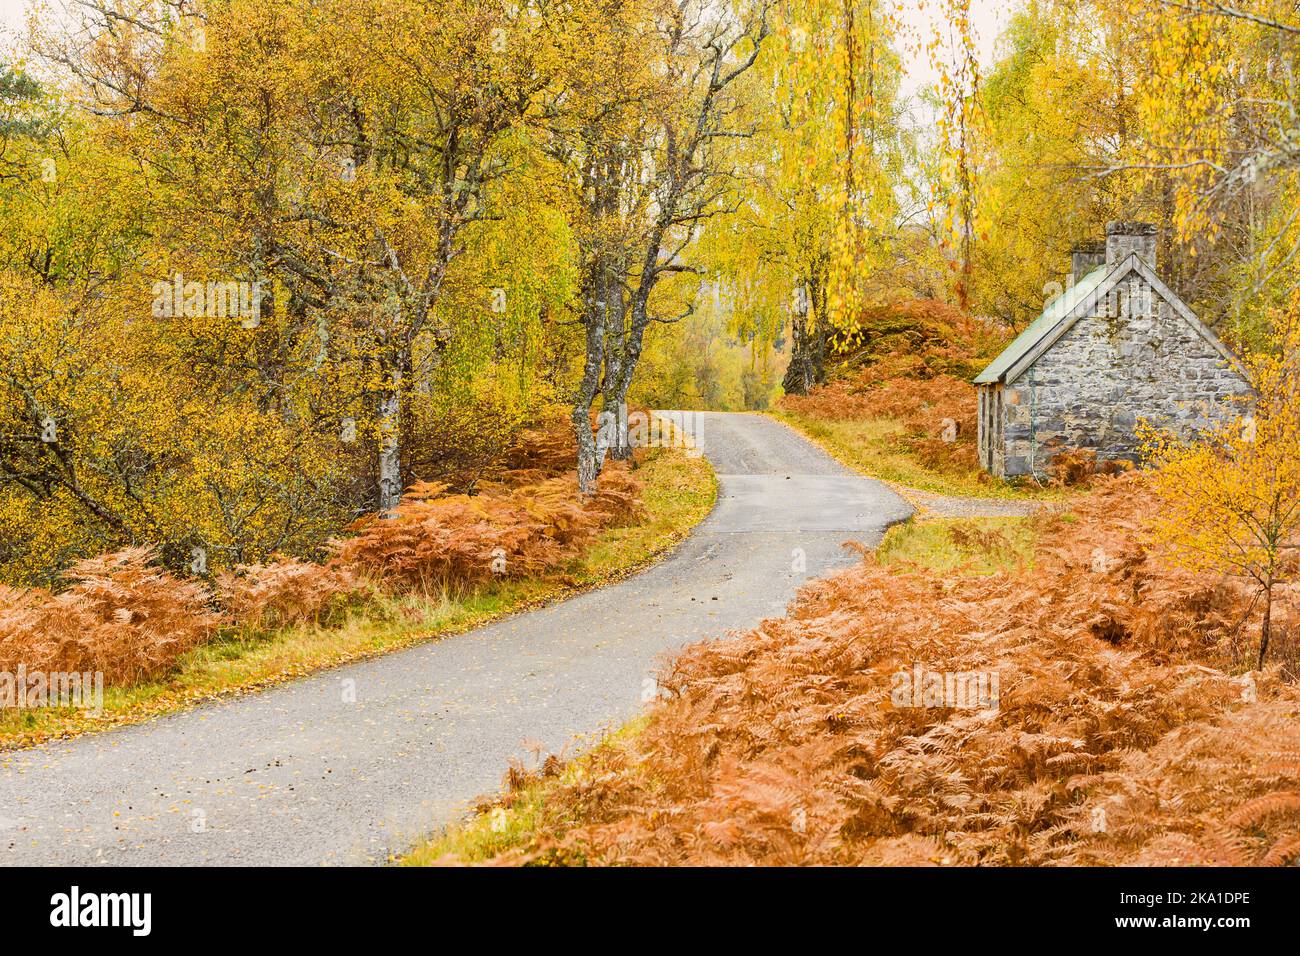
left=783, top=312, right=828, bottom=396
left=574, top=273, right=607, bottom=495
left=575, top=400, right=600, bottom=494
left=377, top=368, right=403, bottom=514
left=783, top=275, right=830, bottom=396
left=1258, top=577, right=1274, bottom=669
left=601, top=394, right=632, bottom=462
left=601, top=249, right=633, bottom=462
left=611, top=400, right=632, bottom=460
left=605, top=287, right=655, bottom=462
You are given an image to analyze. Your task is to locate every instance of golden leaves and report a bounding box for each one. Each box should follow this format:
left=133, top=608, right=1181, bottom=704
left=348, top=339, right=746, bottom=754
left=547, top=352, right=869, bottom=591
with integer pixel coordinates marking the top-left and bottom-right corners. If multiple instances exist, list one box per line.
left=1144, top=296, right=1300, bottom=600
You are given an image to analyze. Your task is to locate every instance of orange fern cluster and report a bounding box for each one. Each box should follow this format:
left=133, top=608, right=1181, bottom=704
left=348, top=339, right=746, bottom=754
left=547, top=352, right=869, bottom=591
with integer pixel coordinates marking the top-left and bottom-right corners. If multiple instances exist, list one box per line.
left=216, top=558, right=368, bottom=629
left=1052, top=699, right=1300, bottom=866
left=777, top=299, right=991, bottom=478
left=1046, top=447, right=1134, bottom=488
left=495, top=418, right=585, bottom=488
left=459, top=476, right=1298, bottom=866
left=832, top=299, right=991, bottom=382
left=1031, top=475, right=1265, bottom=665
left=0, top=548, right=219, bottom=684
left=335, top=467, right=645, bottom=590
left=490, top=410, right=653, bottom=490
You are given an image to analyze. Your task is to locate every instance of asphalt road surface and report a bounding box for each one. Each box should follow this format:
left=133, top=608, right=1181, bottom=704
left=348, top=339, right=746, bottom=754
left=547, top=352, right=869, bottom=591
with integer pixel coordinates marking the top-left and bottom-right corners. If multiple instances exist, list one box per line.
left=0, top=412, right=912, bottom=866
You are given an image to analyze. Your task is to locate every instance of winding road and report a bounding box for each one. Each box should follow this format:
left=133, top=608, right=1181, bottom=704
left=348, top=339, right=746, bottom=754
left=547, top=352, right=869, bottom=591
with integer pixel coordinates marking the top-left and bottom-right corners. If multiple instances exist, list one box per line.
left=0, top=412, right=911, bottom=866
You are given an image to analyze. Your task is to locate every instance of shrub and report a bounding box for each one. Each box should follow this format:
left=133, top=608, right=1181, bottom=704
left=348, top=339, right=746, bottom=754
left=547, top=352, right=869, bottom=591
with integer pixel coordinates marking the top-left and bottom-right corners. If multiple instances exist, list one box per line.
left=947, top=521, right=1013, bottom=559
left=830, top=298, right=994, bottom=382
left=0, top=424, right=652, bottom=687
left=405, top=390, right=540, bottom=493
left=1046, top=447, right=1133, bottom=487
left=781, top=372, right=980, bottom=477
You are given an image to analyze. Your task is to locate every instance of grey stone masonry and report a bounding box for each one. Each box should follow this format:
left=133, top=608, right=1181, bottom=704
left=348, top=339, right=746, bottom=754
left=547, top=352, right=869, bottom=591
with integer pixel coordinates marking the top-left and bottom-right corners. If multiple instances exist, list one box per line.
left=998, top=273, right=1250, bottom=477
left=1071, top=241, right=1105, bottom=283
left=1106, top=220, right=1157, bottom=270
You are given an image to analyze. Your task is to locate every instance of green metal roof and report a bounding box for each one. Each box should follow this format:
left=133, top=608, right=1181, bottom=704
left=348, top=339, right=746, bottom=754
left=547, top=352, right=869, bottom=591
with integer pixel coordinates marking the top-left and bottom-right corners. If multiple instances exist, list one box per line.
left=973, top=263, right=1111, bottom=385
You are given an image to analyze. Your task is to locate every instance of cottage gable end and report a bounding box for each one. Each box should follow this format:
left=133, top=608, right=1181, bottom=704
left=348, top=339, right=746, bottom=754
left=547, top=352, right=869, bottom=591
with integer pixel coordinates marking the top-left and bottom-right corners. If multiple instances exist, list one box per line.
left=1002, top=253, right=1240, bottom=386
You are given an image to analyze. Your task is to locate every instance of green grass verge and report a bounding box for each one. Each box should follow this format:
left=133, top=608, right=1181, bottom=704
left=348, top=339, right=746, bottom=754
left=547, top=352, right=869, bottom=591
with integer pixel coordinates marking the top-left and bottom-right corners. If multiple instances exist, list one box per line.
left=0, top=451, right=718, bottom=753
left=876, top=516, right=1038, bottom=576
left=399, top=717, right=648, bottom=866
left=773, top=409, right=1063, bottom=501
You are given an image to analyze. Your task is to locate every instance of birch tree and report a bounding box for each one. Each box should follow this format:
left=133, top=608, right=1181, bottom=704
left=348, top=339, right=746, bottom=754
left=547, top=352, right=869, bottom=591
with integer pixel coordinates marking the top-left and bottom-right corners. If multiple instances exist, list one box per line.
left=545, top=0, right=773, bottom=490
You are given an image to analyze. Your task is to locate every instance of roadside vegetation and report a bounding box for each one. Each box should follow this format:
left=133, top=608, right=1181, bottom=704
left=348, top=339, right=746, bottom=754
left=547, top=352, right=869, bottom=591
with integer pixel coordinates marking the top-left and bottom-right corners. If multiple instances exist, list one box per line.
left=401, top=511, right=1041, bottom=866
left=0, top=421, right=717, bottom=750
left=400, top=718, right=649, bottom=867
left=875, top=516, right=1037, bottom=576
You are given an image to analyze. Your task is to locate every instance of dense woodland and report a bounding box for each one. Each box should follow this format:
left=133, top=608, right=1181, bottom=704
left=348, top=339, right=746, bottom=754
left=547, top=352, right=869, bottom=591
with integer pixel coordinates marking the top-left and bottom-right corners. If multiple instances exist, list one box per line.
left=2, top=0, right=1299, bottom=590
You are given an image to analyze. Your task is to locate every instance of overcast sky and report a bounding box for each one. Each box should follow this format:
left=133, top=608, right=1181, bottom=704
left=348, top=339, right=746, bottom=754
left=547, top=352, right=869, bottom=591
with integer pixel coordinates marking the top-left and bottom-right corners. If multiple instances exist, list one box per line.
left=0, top=0, right=29, bottom=34
left=0, top=0, right=33, bottom=59
left=898, top=0, right=1009, bottom=99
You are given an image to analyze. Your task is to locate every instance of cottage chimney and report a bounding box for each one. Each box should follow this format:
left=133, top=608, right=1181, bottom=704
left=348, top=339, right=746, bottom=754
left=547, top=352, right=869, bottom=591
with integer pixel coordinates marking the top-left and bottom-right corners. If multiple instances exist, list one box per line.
left=1105, top=221, right=1158, bottom=270
left=1070, top=241, right=1106, bottom=283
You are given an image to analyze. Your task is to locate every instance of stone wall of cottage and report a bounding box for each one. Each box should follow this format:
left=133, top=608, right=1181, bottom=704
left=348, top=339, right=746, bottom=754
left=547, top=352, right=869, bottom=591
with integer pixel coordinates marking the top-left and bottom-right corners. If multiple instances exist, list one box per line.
left=999, top=274, right=1251, bottom=477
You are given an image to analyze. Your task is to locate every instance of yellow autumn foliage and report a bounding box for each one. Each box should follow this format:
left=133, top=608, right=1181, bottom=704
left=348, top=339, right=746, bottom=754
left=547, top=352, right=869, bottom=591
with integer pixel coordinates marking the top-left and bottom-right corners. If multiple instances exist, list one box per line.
left=1144, top=299, right=1300, bottom=666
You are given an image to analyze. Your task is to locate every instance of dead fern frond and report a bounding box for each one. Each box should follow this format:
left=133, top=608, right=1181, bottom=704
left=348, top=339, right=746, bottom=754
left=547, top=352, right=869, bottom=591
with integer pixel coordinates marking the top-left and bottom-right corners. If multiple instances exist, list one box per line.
left=334, top=466, right=644, bottom=592
left=1225, top=791, right=1300, bottom=828
left=1260, top=832, right=1300, bottom=866
left=217, top=558, right=369, bottom=629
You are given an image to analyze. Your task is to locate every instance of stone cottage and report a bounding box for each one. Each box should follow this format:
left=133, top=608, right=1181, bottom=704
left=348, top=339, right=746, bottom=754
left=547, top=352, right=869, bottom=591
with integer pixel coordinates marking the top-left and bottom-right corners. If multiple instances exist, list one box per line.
left=975, top=222, right=1251, bottom=478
